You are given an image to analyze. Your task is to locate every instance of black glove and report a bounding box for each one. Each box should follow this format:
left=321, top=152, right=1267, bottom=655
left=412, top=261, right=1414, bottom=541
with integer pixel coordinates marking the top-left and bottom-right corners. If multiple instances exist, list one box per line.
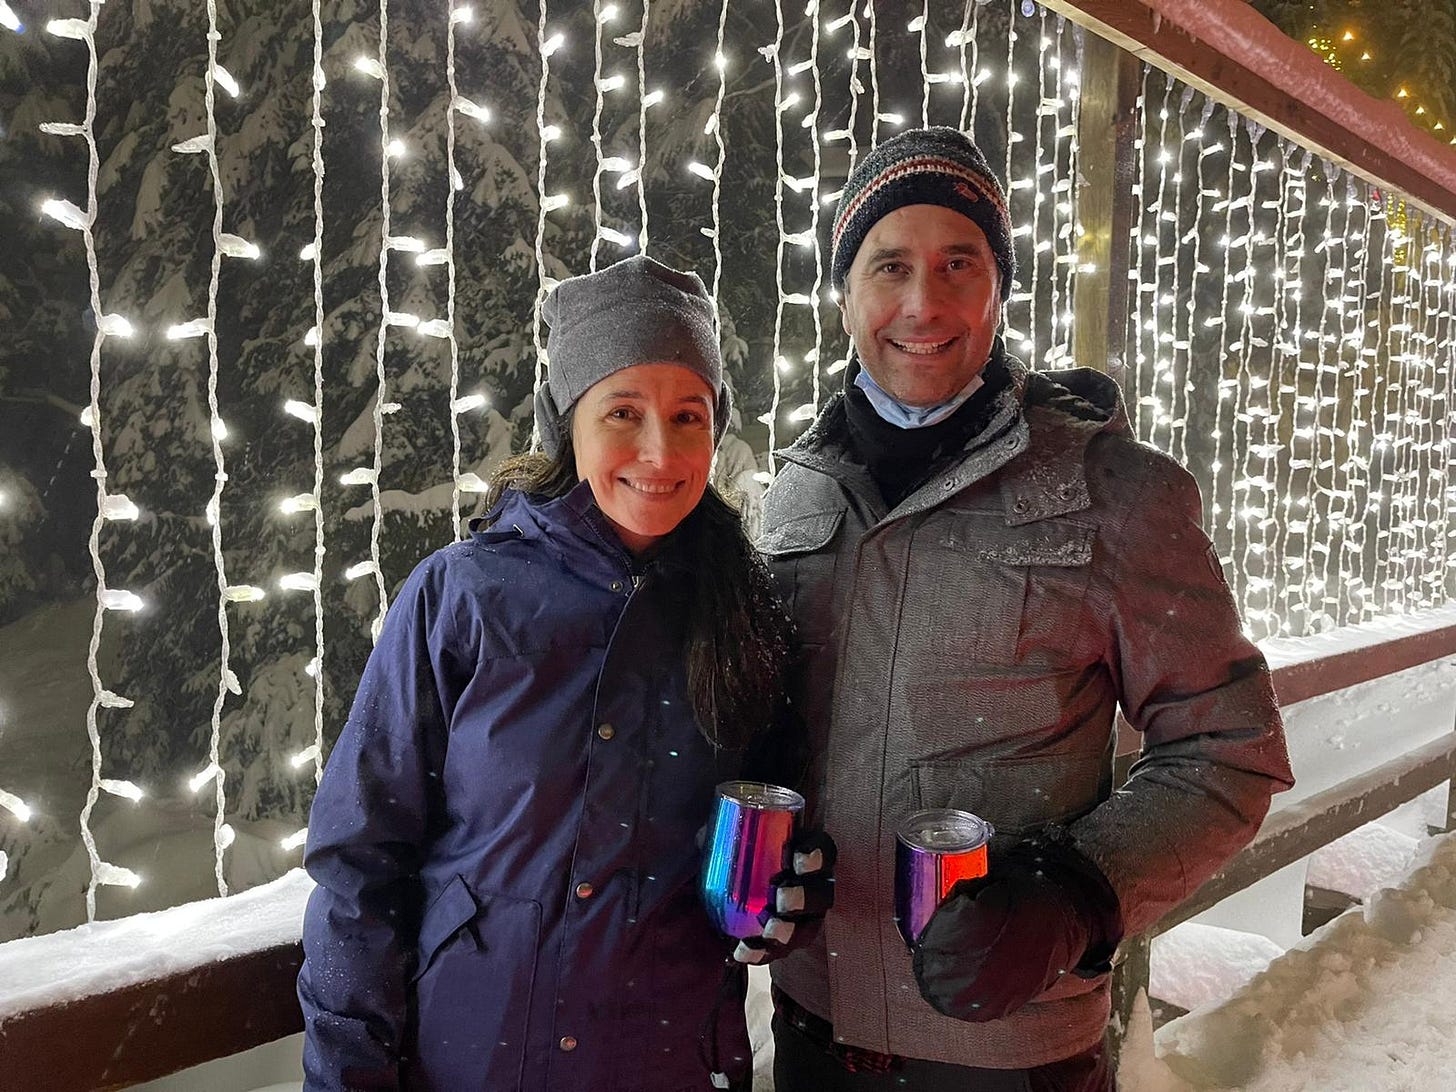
left=911, top=829, right=1122, bottom=1022
left=734, top=829, right=837, bottom=965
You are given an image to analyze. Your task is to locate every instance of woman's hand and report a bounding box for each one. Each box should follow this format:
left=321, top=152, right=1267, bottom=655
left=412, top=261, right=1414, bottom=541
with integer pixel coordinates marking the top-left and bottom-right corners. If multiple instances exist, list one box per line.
left=733, top=829, right=837, bottom=964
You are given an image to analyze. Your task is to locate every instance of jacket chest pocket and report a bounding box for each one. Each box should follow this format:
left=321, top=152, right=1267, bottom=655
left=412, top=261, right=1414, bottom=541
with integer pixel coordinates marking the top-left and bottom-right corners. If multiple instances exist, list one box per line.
left=904, top=513, right=1095, bottom=668
left=760, top=509, right=846, bottom=649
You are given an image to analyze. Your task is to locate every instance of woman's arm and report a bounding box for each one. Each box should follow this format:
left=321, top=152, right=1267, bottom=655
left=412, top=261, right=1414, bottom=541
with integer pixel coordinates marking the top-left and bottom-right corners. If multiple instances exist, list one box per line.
left=297, top=558, right=457, bottom=1091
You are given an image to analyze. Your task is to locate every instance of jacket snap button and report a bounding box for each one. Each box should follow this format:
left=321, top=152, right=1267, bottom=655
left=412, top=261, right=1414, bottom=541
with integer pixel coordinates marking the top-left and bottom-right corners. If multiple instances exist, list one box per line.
left=575, top=881, right=595, bottom=899
left=609, top=580, right=623, bottom=592
left=1013, top=498, right=1029, bottom=513
left=559, top=1036, right=578, bottom=1052
left=597, top=723, right=616, bottom=740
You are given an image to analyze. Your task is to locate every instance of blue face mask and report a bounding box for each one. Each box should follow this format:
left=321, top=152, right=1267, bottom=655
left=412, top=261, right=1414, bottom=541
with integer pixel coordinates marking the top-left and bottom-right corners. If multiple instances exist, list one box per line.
left=853, top=366, right=985, bottom=429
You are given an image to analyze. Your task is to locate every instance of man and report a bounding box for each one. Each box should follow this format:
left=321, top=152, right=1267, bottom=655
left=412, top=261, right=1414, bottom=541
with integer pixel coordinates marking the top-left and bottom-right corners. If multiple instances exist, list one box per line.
left=758, top=126, right=1294, bottom=1090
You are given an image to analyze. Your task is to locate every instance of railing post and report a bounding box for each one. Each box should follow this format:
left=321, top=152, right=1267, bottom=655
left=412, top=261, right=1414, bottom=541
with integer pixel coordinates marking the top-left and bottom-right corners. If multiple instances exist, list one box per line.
left=1072, top=31, right=1140, bottom=394
left=1109, top=931, right=1152, bottom=1070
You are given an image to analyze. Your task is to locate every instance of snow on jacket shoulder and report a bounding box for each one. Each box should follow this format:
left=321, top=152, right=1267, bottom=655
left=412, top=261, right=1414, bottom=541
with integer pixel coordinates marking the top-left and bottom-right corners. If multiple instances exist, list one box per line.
left=298, top=483, right=751, bottom=1092
left=758, top=359, right=1293, bottom=1068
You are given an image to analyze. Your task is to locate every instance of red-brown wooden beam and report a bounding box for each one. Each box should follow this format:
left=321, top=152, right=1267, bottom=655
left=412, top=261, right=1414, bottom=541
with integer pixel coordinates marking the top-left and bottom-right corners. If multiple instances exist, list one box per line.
left=1046, top=0, right=1456, bottom=227
left=0, top=942, right=303, bottom=1092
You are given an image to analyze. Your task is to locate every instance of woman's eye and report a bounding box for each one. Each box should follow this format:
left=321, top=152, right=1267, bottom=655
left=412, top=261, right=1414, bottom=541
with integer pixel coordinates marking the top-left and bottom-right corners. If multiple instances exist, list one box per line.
left=676, top=411, right=707, bottom=426
left=608, top=407, right=636, bottom=420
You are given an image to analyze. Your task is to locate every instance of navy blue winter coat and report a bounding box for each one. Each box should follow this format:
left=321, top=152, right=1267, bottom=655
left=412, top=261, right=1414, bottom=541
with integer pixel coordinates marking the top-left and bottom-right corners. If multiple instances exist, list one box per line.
left=298, top=483, right=757, bottom=1091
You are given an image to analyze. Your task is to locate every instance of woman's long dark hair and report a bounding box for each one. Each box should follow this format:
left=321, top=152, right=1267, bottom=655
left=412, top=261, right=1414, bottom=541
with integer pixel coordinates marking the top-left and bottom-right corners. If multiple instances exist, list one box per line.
left=484, top=423, right=793, bottom=752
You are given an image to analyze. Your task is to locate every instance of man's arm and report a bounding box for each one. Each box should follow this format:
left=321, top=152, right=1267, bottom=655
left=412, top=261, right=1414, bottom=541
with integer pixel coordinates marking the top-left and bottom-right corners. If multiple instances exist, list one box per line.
left=1069, top=448, right=1295, bottom=937
left=297, top=559, right=455, bottom=1091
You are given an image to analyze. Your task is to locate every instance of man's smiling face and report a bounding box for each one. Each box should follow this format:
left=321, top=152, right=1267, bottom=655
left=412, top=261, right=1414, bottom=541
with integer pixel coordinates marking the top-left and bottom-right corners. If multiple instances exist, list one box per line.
left=839, top=203, right=1003, bottom=407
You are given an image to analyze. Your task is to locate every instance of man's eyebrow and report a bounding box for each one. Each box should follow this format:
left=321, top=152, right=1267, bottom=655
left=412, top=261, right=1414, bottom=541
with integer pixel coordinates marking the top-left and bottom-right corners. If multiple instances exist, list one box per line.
left=863, top=243, right=988, bottom=264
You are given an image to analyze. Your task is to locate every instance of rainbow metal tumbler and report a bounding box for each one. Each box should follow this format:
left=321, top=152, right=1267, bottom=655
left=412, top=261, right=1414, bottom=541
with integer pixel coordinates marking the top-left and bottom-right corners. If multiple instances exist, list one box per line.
left=699, top=780, right=805, bottom=939
left=894, top=808, right=993, bottom=948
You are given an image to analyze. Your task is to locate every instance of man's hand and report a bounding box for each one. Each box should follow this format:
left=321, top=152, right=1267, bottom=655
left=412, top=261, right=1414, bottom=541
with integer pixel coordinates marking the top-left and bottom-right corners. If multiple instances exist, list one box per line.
left=911, top=832, right=1122, bottom=1022
left=733, top=829, right=837, bottom=964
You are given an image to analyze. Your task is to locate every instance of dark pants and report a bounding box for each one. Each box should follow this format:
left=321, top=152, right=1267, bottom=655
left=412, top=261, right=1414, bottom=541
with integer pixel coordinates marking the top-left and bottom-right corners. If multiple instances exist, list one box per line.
left=771, top=1009, right=1113, bottom=1092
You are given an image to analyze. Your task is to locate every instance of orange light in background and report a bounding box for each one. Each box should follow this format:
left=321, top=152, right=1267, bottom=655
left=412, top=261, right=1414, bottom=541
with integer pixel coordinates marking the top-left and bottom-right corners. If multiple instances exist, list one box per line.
left=1397, top=88, right=1410, bottom=98
left=1342, top=30, right=1355, bottom=41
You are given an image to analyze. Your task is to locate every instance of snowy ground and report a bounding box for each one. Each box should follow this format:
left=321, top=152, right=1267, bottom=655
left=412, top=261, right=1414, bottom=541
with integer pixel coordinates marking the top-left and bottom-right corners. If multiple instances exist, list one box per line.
left=1123, top=830, right=1456, bottom=1091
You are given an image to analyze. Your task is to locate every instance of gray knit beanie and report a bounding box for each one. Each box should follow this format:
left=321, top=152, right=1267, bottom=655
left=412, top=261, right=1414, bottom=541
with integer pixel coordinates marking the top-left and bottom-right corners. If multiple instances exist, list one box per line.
left=830, top=126, right=1016, bottom=300
left=534, top=255, right=730, bottom=458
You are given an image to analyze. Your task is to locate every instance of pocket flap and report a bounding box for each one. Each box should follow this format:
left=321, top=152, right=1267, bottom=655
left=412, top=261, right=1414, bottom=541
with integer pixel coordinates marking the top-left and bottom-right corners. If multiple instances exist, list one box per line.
left=758, top=510, right=845, bottom=557
left=942, top=519, right=1093, bottom=567
left=418, top=874, right=480, bottom=965
left=910, top=751, right=1105, bottom=835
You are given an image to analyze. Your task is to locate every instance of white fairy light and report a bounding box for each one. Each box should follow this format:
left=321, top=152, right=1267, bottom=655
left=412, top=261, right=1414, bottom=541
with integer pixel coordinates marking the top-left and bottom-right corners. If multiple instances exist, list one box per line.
left=767, top=0, right=787, bottom=473
left=99, top=779, right=145, bottom=802
left=635, top=0, right=651, bottom=250
left=94, top=862, right=142, bottom=888
left=451, top=393, right=488, bottom=413
left=281, top=828, right=309, bottom=851
left=280, top=572, right=321, bottom=592
left=805, top=0, right=824, bottom=415
left=0, top=789, right=32, bottom=823
left=345, top=560, right=380, bottom=581
left=97, top=313, right=135, bottom=337
left=189, top=762, right=222, bottom=794
left=703, top=0, right=730, bottom=323
left=41, top=197, right=90, bottom=230
left=166, top=318, right=211, bottom=340
left=916, top=0, right=930, bottom=124
left=1, top=2, right=21, bottom=32
left=67, top=13, right=144, bottom=913
left=99, top=588, right=144, bottom=612
left=100, top=494, right=139, bottom=521
left=45, top=18, right=90, bottom=40
left=300, top=0, right=326, bottom=792
left=530, top=7, right=557, bottom=448
left=212, top=66, right=240, bottom=98
left=284, top=399, right=318, bottom=423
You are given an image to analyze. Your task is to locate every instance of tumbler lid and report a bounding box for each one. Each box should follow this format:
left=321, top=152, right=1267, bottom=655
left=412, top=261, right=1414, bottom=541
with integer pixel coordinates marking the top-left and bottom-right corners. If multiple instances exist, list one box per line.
left=896, top=808, right=993, bottom=852
left=715, top=780, right=805, bottom=811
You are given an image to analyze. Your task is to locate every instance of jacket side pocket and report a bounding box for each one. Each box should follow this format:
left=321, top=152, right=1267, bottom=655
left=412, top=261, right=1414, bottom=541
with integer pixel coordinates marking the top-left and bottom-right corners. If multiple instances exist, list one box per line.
left=409, top=875, right=542, bottom=1092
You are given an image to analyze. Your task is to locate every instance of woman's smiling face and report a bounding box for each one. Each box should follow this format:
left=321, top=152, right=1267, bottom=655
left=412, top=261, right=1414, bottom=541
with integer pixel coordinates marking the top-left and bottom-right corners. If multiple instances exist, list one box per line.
left=571, top=362, right=717, bottom=554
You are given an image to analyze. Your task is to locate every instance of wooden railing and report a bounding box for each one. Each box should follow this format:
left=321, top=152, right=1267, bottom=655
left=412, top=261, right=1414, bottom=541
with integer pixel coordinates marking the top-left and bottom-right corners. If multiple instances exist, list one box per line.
left=4, top=620, right=1453, bottom=1090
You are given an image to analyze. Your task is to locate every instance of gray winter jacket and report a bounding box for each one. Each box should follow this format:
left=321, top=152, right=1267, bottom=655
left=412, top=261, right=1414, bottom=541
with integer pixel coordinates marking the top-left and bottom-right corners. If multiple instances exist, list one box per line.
left=759, top=359, right=1293, bottom=1068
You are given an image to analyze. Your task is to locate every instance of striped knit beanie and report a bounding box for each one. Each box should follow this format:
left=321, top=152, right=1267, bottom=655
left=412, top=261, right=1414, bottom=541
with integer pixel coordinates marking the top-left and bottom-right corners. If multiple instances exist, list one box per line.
left=830, top=126, right=1016, bottom=300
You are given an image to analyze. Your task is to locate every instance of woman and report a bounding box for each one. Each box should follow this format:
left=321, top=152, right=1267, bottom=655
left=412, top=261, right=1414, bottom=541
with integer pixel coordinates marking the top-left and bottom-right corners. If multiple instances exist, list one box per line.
left=297, top=256, right=827, bottom=1091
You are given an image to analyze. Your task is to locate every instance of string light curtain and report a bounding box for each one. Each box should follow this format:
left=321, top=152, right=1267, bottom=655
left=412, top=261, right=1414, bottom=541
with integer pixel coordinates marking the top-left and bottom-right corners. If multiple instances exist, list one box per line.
left=1125, top=72, right=1456, bottom=641
left=13, top=1, right=1456, bottom=922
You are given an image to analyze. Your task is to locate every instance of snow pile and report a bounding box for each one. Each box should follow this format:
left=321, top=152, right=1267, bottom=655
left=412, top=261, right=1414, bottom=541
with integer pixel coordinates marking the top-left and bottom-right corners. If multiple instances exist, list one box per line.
left=1122, top=830, right=1456, bottom=1090
left=0, top=868, right=312, bottom=1021
left=1150, top=923, right=1285, bottom=1014
left=1307, top=824, right=1422, bottom=900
